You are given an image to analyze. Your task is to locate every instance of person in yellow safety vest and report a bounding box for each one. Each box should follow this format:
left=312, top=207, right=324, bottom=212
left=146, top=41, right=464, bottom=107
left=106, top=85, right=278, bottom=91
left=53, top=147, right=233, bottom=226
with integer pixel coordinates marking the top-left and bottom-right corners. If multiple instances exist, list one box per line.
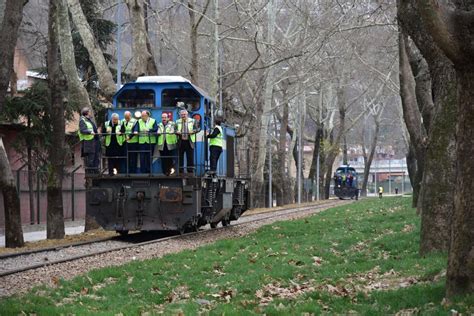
left=122, top=111, right=138, bottom=174
left=133, top=110, right=157, bottom=173
left=207, top=118, right=224, bottom=174
left=157, top=113, right=177, bottom=176
left=176, top=109, right=198, bottom=174
left=102, top=113, right=124, bottom=175
left=378, top=186, right=384, bottom=199
left=78, top=107, right=100, bottom=174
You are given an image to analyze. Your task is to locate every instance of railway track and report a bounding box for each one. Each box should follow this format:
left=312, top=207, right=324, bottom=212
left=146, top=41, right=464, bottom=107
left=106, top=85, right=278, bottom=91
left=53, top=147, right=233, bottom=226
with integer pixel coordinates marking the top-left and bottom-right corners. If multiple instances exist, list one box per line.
left=0, top=199, right=351, bottom=278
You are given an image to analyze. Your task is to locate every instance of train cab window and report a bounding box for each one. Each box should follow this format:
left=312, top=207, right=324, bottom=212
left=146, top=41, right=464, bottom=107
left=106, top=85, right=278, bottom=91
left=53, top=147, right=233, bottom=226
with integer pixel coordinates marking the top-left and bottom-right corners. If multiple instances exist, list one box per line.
left=117, top=89, right=155, bottom=108
left=162, top=88, right=200, bottom=111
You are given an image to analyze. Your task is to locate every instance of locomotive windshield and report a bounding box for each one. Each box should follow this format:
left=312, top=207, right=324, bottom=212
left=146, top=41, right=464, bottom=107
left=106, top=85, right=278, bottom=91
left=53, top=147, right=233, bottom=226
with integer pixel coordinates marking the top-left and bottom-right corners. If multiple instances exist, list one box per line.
left=117, top=88, right=155, bottom=108
left=162, top=88, right=200, bottom=110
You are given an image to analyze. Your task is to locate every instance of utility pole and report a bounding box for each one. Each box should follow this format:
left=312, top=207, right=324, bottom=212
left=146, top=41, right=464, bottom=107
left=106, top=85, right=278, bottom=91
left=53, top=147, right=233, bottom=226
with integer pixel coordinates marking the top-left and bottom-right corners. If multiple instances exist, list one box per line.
left=116, top=1, right=122, bottom=90
left=297, top=99, right=302, bottom=204
left=402, top=171, right=405, bottom=194
left=212, top=0, right=219, bottom=102
left=268, top=118, right=272, bottom=208
left=316, top=86, right=323, bottom=201
left=388, top=156, right=391, bottom=194
left=374, top=159, right=377, bottom=195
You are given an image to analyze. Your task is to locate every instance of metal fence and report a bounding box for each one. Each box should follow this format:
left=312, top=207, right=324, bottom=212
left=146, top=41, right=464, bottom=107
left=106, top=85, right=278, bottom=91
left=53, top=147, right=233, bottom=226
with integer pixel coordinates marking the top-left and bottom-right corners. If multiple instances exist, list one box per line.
left=0, top=167, right=86, bottom=227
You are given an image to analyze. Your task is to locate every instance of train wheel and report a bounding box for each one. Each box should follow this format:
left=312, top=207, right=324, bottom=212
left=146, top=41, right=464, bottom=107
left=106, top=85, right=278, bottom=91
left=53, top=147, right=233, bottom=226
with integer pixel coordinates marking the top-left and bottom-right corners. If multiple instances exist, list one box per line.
left=222, top=219, right=230, bottom=227
left=117, top=230, right=129, bottom=236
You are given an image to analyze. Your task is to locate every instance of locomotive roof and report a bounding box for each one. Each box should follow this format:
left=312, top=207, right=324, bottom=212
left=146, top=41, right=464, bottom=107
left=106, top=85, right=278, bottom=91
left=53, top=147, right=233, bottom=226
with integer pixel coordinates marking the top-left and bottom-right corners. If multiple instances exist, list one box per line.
left=133, top=76, right=214, bottom=102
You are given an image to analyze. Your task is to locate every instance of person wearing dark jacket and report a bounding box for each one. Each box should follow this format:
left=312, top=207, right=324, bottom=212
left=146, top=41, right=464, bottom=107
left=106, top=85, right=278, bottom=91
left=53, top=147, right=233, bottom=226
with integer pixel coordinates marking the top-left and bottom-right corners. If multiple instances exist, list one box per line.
left=103, top=113, right=125, bottom=175
left=78, top=107, right=100, bottom=173
left=207, top=119, right=224, bottom=173
left=175, top=109, right=199, bottom=174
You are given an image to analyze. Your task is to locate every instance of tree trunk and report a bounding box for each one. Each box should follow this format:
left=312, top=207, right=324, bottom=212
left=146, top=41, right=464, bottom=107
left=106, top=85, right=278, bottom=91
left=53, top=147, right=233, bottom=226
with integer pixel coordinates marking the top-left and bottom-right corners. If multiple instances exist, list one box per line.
left=406, top=142, right=417, bottom=190
left=0, top=138, right=24, bottom=247
left=323, top=85, right=346, bottom=199
left=419, top=78, right=456, bottom=254
left=446, top=68, right=474, bottom=297
left=342, top=136, right=348, bottom=165
left=398, top=32, right=427, bottom=208
left=308, top=125, right=323, bottom=199
left=405, top=0, right=473, bottom=296
left=398, top=0, right=457, bottom=254
left=0, top=0, right=27, bottom=248
left=67, top=0, right=116, bottom=98
left=9, top=69, right=17, bottom=96
left=254, top=0, right=275, bottom=207
left=188, top=0, right=199, bottom=84
left=27, top=141, right=35, bottom=224
left=0, top=0, right=27, bottom=108
left=277, top=85, right=290, bottom=206
left=361, top=119, right=379, bottom=197
left=46, top=0, right=66, bottom=239
left=125, top=0, right=158, bottom=79
left=57, top=0, right=91, bottom=110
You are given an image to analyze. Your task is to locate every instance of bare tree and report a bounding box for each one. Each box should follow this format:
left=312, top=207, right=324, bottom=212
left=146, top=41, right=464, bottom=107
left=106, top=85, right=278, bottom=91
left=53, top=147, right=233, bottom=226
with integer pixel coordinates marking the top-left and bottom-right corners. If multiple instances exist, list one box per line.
left=67, top=0, right=116, bottom=97
left=415, top=0, right=474, bottom=297
left=0, top=0, right=28, bottom=248
left=186, top=0, right=210, bottom=84
left=125, top=0, right=158, bottom=78
left=46, top=0, right=66, bottom=239
left=360, top=101, right=384, bottom=197
left=398, top=0, right=457, bottom=256
left=57, top=0, right=91, bottom=110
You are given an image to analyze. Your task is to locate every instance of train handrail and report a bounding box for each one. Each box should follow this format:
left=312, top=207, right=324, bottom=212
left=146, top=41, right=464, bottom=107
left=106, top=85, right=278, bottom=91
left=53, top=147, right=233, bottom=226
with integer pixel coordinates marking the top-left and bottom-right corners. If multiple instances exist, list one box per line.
left=83, top=131, right=208, bottom=177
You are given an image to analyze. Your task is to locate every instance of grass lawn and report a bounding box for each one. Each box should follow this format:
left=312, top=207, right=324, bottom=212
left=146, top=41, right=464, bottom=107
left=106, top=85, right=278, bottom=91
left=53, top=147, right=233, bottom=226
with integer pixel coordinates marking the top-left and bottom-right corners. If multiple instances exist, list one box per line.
left=1, top=197, right=473, bottom=315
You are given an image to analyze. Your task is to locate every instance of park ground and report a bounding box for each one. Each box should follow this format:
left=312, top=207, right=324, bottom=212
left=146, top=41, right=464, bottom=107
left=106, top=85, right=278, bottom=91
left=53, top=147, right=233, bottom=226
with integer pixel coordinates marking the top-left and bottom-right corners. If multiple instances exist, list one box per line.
left=0, top=197, right=473, bottom=315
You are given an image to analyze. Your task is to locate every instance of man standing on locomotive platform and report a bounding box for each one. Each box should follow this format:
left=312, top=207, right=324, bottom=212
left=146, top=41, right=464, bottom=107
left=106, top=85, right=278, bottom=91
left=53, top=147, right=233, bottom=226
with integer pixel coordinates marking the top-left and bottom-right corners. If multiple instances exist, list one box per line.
left=133, top=110, right=157, bottom=173
left=207, top=118, right=224, bottom=174
left=176, top=109, right=199, bottom=174
left=122, top=111, right=138, bottom=173
left=78, top=107, right=100, bottom=174
left=103, top=113, right=125, bottom=175
left=157, top=113, right=177, bottom=176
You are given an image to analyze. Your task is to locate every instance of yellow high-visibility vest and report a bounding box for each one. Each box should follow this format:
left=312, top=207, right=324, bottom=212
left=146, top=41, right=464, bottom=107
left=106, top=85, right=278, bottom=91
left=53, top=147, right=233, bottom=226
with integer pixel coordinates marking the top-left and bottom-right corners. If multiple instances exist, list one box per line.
left=78, top=117, right=94, bottom=141
left=209, top=125, right=223, bottom=148
left=176, top=118, right=196, bottom=142
left=138, top=118, right=157, bottom=144
left=104, top=121, right=124, bottom=147
left=157, top=122, right=177, bottom=147
left=122, top=118, right=138, bottom=144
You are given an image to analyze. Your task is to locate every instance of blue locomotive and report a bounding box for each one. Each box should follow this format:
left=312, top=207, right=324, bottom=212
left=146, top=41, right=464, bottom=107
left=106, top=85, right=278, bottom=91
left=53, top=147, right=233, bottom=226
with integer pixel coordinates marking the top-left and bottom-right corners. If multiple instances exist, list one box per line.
left=333, top=165, right=359, bottom=200
left=85, top=76, right=250, bottom=234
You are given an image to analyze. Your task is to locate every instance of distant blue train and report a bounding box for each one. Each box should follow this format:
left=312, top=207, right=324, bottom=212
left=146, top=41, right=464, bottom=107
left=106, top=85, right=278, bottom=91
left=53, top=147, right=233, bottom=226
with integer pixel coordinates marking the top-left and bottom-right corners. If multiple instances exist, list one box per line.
left=333, top=165, right=359, bottom=200
left=86, top=76, right=250, bottom=234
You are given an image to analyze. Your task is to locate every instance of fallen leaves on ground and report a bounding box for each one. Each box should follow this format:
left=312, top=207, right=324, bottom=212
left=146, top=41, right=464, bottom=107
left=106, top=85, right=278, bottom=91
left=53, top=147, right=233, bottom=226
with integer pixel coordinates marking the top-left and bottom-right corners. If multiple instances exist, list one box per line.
left=255, top=281, right=315, bottom=305
left=324, top=266, right=422, bottom=297
left=167, top=286, right=190, bottom=303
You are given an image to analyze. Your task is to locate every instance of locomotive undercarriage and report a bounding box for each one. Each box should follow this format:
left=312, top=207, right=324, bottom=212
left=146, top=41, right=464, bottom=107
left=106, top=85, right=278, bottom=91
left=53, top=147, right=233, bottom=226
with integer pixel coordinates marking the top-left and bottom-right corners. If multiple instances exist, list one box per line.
left=86, top=175, right=249, bottom=234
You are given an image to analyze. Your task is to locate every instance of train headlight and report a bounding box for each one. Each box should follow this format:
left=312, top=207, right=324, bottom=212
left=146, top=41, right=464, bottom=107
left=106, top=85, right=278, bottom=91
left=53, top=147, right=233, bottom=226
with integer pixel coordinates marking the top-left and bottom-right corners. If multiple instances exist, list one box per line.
left=170, top=168, right=175, bottom=175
